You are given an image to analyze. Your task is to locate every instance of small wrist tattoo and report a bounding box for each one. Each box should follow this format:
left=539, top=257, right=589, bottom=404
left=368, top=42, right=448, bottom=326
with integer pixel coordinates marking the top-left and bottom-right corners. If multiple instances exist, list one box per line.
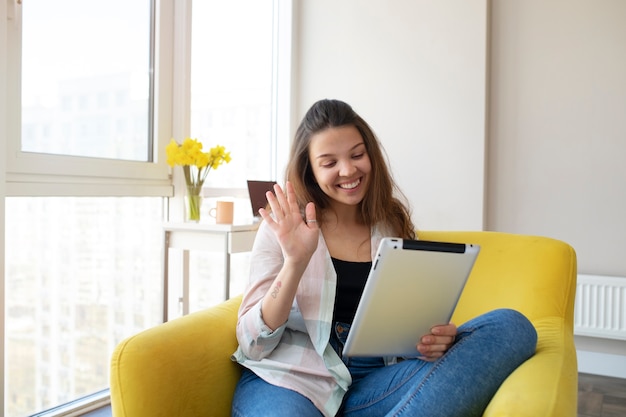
left=270, top=281, right=282, bottom=298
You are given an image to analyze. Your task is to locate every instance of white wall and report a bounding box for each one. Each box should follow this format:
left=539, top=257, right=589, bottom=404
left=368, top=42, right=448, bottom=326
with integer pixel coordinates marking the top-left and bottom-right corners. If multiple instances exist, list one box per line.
left=488, top=0, right=626, bottom=277
left=487, top=0, right=626, bottom=377
left=487, top=0, right=626, bottom=378
left=293, top=0, right=489, bottom=231
left=293, top=0, right=626, bottom=274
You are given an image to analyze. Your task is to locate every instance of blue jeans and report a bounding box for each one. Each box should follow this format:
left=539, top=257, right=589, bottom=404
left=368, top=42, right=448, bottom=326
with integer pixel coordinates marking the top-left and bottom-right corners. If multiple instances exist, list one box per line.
left=231, top=309, right=537, bottom=417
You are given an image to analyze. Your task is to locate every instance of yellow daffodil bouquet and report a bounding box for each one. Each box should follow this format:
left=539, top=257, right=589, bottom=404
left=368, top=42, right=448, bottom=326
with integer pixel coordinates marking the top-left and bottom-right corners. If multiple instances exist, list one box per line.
left=166, top=137, right=232, bottom=221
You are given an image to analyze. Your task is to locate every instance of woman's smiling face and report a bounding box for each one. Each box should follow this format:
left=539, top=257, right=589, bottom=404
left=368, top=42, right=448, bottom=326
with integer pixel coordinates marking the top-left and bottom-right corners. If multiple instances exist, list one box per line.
left=308, top=125, right=371, bottom=209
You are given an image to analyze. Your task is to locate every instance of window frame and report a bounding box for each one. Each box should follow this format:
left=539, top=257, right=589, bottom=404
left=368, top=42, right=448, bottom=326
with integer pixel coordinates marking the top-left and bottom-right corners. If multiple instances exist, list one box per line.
left=4, top=0, right=174, bottom=198
left=4, top=0, right=294, bottom=199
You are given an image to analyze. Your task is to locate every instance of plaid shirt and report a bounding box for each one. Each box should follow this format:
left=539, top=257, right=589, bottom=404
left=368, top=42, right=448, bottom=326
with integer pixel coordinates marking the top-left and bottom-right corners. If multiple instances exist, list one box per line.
left=232, top=220, right=389, bottom=416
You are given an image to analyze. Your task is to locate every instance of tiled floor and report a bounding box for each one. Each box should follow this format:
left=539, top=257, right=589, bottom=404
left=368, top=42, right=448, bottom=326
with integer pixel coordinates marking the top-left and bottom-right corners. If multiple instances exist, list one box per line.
left=578, top=373, right=626, bottom=417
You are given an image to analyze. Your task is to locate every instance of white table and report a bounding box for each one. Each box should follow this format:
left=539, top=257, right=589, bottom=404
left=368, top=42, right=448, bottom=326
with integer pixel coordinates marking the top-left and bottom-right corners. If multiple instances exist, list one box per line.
left=163, top=222, right=258, bottom=321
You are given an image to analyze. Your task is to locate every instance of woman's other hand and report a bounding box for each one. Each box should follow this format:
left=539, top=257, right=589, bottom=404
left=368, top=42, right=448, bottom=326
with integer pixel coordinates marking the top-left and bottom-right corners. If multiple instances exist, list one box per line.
left=416, top=323, right=457, bottom=361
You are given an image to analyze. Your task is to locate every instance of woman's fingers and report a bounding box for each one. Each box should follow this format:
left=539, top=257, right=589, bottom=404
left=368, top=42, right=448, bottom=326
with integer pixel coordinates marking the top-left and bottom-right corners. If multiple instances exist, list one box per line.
left=304, top=202, right=317, bottom=229
left=416, top=323, right=457, bottom=360
left=273, top=183, right=289, bottom=217
left=285, top=181, right=299, bottom=213
left=260, top=182, right=311, bottom=229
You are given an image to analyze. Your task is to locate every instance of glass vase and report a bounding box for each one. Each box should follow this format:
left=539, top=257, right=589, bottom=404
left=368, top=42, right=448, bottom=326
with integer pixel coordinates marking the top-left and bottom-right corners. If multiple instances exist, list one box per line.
left=184, top=186, right=203, bottom=222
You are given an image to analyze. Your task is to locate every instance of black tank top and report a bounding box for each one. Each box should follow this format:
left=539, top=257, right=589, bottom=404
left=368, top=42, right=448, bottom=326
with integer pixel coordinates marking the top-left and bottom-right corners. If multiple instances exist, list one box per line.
left=331, top=257, right=372, bottom=324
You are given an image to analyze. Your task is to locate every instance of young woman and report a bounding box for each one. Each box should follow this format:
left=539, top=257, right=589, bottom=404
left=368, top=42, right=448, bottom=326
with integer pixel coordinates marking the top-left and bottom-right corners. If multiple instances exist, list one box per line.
left=231, top=99, right=537, bottom=417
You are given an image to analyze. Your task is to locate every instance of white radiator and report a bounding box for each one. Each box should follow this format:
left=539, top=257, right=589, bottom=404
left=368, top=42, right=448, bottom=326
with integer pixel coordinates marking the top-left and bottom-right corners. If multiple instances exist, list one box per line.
left=574, top=274, right=626, bottom=340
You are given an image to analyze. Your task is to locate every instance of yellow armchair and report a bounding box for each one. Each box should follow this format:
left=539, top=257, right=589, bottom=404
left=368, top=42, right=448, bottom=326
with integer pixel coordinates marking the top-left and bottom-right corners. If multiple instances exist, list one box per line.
left=110, top=231, right=578, bottom=416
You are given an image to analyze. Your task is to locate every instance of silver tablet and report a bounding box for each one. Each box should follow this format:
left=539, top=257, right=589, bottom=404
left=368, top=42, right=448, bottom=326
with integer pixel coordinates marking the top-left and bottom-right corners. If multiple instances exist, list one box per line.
left=342, top=238, right=480, bottom=357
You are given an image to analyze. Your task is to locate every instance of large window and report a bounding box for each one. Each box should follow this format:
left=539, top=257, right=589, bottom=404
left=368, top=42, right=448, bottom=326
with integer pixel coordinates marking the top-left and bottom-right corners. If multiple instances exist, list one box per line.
left=5, top=1, right=166, bottom=414
left=20, top=0, right=153, bottom=161
left=3, top=0, right=290, bottom=415
left=5, top=197, right=163, bottom=416
left=176, top=1, right=279, bottom=318
left=5, top=0, right=170, bottom=188
left=190, top=0, right=275, bottom=188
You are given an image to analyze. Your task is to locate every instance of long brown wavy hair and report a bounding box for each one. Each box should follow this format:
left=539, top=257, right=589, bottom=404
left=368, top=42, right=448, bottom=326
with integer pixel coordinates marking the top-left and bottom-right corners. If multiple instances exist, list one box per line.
left=284, top=99, right=415, bottom=239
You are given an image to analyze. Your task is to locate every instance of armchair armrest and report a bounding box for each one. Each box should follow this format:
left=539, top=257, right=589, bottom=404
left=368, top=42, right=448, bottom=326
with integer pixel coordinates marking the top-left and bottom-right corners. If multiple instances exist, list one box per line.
left=483, top=317, right=577, bottom=416
left=110, top=295, right=242, bottom=417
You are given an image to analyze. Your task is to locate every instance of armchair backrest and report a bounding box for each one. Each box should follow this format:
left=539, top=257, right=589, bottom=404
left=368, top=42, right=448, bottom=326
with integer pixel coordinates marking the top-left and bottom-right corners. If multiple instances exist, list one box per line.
left=417, top=231, right=577, bottom=327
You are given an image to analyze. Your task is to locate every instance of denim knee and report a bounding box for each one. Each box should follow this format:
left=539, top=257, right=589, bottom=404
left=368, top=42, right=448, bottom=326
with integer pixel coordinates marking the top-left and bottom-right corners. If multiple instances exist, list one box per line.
left=497, top=308, right=536, bottom=347
left=459, top=308, right=537, bottom=360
